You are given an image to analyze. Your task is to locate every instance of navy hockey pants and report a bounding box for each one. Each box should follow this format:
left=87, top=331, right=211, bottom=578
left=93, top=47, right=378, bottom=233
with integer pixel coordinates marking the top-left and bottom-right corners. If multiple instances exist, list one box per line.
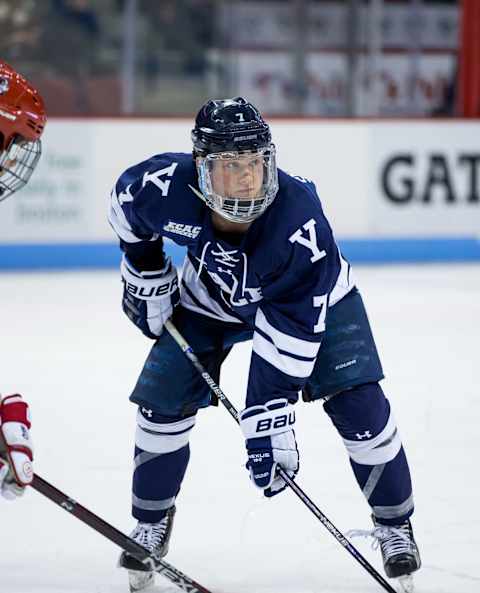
left=130, top=288, right=384, bottom=416
left=129, top=289, right=414, bottom=526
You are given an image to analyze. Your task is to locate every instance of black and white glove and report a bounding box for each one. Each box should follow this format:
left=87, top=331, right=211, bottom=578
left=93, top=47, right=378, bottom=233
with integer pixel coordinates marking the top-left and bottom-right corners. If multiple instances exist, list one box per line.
left=240, top=398, right=299, bottom=498
left=121, top=255, right=180, bottom=339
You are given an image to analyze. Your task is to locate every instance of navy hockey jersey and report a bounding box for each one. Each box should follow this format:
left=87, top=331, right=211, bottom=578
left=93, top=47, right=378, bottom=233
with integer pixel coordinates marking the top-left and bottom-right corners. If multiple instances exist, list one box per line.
left=109, top=153, right=354, bottom=406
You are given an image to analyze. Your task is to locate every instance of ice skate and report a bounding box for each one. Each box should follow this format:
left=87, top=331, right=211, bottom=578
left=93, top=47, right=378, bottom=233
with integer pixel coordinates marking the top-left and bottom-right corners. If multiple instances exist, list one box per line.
left=372, top=517, right=420, bottom=582
left=119, top=506, right=176, bottom=592
left=348, top=517, right=420, bottom=592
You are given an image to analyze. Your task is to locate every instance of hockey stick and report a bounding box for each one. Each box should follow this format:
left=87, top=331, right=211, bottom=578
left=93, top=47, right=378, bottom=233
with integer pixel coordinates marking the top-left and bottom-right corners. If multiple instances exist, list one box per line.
left=0, top=432, right=212, bottom=593
left=165, top=319, right=398, bottom=593
left=29, top=475, right=213, bottom=593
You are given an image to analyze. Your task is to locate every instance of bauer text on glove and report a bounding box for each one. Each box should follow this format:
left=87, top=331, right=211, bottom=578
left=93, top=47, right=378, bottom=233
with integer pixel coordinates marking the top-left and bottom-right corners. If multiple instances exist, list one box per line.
left=121, top=255, right=180, bottom=339
left=240, top=398, right=299, bottom=497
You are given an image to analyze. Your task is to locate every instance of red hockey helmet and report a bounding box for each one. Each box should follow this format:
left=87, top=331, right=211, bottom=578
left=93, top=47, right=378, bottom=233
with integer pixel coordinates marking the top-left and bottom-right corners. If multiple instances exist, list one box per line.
left=0, top=61, right=46, bottom=201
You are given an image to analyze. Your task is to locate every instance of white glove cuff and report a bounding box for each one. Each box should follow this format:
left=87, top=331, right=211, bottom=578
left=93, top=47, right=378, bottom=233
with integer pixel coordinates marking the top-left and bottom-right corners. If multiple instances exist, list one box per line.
left=121, top=255, right=177, bottom=301
left=1, top=422, right=32, bottom=451
left=240, top=399, right=296, bottom=440
left=0, top=423, right=33, bottom=486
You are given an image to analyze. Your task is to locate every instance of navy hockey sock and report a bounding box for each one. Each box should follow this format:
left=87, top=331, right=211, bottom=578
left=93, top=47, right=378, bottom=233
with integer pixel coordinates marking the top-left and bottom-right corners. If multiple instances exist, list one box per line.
left=132, top=408, right=195, bottom=523
left=324, top=383, right=414, bottom=525
left=350, top=445, right=413, bottom=526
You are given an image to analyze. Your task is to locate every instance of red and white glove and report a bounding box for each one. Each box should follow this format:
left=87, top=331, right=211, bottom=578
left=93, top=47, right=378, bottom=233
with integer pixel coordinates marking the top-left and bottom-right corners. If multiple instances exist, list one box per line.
left=0, top=394, right=34, bottom=500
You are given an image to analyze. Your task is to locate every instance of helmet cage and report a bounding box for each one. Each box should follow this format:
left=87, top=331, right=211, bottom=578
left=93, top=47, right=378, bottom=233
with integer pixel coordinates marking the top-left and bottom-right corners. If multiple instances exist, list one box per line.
left=197, top=145, right=278, bottom=223
left=0, top=135, right=42, bottom=202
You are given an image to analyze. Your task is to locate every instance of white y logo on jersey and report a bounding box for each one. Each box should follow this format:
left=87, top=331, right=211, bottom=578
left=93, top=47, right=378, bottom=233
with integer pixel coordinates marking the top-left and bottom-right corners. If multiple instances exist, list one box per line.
left=289, top=218, right=326, bottom=263
left=142, top=162, right=178, bottom=196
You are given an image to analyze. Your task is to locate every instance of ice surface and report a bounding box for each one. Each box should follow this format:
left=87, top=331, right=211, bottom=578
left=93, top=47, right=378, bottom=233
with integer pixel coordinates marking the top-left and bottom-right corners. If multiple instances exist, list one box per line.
left=1, top=264, right=479, bottom=593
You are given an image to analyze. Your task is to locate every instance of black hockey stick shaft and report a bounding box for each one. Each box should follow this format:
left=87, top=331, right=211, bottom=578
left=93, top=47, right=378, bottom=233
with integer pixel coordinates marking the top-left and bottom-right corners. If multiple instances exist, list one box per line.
left=29, top=474, right=213, bottom=593
left=165, top=320, right=397, bottom=593
left=0, top=428, right=212, bottom=592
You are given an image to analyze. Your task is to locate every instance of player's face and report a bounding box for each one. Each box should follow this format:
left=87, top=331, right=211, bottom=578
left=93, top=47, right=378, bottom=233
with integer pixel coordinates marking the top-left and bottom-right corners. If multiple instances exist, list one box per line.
left=195, top=145, right=278, bottom=225
left=210, top=152, right=264, bottom=199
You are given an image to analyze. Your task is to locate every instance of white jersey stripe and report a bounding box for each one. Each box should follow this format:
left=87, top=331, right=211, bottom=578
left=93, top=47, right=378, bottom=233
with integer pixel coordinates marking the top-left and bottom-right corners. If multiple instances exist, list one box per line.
left=108, top=189, right=143, bottom=243
left=255, top=308, right=321, bottom=358
left=253, top=331, right=317, bottom=378
left=329, top=248, right=355, bottom=306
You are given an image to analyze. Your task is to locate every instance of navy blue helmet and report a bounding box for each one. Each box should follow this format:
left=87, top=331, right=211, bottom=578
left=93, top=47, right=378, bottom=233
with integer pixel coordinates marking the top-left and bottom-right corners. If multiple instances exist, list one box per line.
left=191, top=97, right=272, bottom=157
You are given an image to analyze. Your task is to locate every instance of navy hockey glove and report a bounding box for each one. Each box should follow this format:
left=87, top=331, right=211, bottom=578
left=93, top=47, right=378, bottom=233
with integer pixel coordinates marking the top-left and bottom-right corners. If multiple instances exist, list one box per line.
left=121, top=255, right=179, bottom=339
left=240, top=398, right=298, bottom=498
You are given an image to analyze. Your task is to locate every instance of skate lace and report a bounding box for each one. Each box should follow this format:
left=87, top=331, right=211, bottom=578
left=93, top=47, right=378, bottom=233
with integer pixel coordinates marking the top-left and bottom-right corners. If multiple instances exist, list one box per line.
left=133, top=516, right=169, bottom=553
left=347, top=523, right=412, bottom=559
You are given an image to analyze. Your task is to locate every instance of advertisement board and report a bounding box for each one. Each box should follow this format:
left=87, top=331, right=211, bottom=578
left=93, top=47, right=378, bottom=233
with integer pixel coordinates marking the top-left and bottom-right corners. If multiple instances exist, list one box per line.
left=0, top=121, right=94, bottom=242
left=370, top=123, right=480, bottom=237
left=0, top=118, right=478, bottom=268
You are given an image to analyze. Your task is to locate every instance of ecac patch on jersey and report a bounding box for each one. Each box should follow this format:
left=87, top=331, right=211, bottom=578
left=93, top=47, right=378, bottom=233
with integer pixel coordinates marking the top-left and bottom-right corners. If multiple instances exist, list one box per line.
left=163, top=221, right=202, bottom=239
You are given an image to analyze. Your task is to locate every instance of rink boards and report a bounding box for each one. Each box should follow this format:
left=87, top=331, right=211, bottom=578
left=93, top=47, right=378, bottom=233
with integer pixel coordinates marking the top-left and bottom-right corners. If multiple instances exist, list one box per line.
left=0, top=118, right=479, bottom=268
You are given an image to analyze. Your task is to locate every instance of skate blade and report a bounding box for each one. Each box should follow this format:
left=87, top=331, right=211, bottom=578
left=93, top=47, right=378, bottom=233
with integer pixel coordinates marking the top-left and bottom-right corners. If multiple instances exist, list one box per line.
left=396, top=574, right=414, bottom=593
left=128, top=569, right=154, bottom=592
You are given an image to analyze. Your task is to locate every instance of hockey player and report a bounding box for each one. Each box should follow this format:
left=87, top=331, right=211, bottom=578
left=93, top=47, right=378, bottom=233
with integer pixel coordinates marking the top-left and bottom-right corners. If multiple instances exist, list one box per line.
left=0, top=61, right=45, bottom=201
left=0, top=61, right=46, bottom=498
left=109, top=97, right=421, bottom=591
